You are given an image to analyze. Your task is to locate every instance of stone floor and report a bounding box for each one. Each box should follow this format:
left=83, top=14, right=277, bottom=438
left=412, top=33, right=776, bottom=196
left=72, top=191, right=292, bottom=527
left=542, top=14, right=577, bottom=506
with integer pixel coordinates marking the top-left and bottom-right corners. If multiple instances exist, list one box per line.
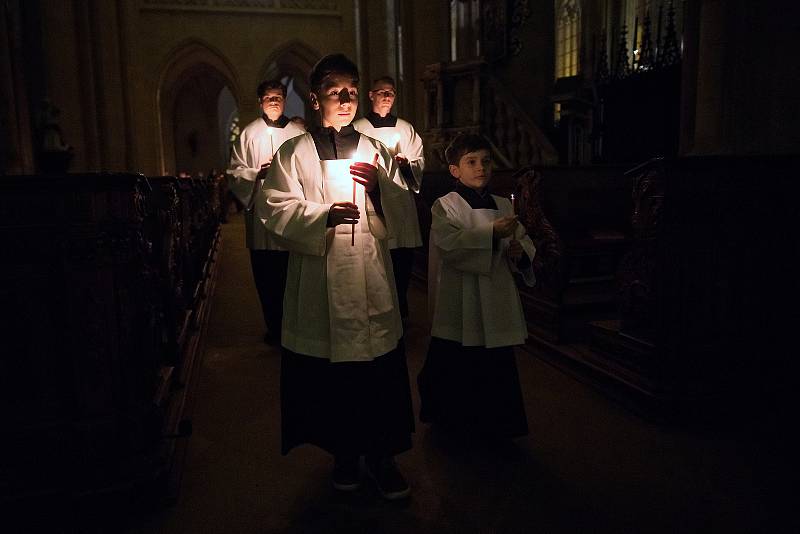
left=123, top=213, right=789, bottom=534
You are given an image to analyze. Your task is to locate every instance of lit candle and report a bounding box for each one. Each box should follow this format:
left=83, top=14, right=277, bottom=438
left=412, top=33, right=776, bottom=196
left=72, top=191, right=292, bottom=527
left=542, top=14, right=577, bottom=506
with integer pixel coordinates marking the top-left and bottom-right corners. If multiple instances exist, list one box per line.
left=348, top=152, right=379, bottom=246
left=352, top=170, right=356, bottom=246
left=267, top=126, right=274, bottom=156
left=510, top=193, right=518, bottom=215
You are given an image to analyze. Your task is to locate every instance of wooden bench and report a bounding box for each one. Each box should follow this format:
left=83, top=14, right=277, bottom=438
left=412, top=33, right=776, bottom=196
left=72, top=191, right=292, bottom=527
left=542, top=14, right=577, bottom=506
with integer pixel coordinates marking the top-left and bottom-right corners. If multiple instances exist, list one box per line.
left=0, top=172, right=223, bottom=507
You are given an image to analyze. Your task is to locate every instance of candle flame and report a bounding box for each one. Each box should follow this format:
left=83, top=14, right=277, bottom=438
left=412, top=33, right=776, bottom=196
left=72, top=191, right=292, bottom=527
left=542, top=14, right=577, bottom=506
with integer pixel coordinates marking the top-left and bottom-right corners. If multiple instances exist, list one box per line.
left=267, top=126, right=273, bottom=135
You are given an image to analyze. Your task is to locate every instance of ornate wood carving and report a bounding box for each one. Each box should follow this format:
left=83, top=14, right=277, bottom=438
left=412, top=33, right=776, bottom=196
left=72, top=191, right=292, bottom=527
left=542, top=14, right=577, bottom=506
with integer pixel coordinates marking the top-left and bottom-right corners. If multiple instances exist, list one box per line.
left=421, top=60, right=557, bottom=171
left=516, top=167, right=562, bottom=294
left=0, top=171, right=225, bottom=505
left=508, top=0, right=530, bottom=56
left=480, top=0, right=531, bottom=62
left=616, top=159, right=665, bottom=342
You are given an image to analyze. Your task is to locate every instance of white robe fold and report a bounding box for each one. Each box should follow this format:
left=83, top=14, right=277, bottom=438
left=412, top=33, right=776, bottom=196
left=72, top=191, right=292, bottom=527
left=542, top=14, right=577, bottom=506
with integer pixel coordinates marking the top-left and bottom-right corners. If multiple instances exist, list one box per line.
left=352, top=117, right=423, bottom=249
left=258, top=133, right=406, bottom=362
left=428, top=192, right=536, bottom=348
left=226, top=117, right=305, bottom=249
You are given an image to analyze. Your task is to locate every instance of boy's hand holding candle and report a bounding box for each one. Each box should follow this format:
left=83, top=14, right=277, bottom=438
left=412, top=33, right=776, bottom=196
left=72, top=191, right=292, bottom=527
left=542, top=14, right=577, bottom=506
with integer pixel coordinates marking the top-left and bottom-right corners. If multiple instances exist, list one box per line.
left=349, top=153, right=380, bottom=192
left=327, top=202, right=359, bottom=227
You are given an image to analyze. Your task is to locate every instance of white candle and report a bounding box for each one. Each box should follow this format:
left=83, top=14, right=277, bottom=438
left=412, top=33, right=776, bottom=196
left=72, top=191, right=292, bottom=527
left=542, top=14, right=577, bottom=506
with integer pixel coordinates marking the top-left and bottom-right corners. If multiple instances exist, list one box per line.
left=267, top=126, right=274, bottom=155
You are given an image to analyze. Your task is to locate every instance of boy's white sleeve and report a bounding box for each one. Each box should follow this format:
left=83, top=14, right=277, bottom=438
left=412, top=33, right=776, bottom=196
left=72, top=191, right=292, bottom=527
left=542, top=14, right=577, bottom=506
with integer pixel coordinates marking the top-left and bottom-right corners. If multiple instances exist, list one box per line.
left=401, top=122, right=424, bottom=193
left=431, top=198, right=494, bottom=274
left=226, top=128, right=260, bottom=206
left=258, top=141, right=330, bottom=256
left=370, top=144, right=406, bottom=240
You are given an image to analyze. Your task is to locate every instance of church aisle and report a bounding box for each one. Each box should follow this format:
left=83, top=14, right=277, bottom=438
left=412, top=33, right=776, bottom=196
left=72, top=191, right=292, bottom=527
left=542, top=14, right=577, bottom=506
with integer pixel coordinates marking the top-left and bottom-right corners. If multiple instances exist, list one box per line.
left=125, top=212, right=782, bottom=534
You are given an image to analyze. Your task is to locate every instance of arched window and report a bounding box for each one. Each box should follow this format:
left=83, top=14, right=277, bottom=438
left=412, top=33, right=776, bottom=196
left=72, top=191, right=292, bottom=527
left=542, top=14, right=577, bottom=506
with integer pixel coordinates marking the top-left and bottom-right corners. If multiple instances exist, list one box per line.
left=555, top=0, right=580, bottom=79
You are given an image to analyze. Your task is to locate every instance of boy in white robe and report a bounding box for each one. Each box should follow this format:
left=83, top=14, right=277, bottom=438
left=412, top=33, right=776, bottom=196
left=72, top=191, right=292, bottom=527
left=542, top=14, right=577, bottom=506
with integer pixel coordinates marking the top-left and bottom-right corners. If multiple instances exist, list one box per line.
left=227, top=79, right=305, bottom=344
left=352, top=77, right=424, bottom=321
left=258, top=54, right=413, bottom=500
left=418, top=133, right=536, bottom=442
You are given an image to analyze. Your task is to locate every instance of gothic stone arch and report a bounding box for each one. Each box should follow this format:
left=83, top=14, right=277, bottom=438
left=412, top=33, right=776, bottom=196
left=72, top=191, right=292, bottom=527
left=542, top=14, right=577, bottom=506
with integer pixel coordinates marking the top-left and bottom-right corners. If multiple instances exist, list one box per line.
left=156, top=39, right=243, bottom=175
left=258, top=40, right=321, bottom=125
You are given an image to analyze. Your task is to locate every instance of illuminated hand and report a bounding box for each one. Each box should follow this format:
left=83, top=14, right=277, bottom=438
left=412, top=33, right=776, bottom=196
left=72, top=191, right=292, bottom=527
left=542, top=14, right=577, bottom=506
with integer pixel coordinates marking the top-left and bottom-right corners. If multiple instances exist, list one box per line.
left=394, top=154, right=409, bottom=167
left=350, top=153, right=380, bottom=192
left=508, top=239, right=523, bottom=262
left=327, top=202, right=359, bottom=227
left=493, top=215, right=518, bottom=239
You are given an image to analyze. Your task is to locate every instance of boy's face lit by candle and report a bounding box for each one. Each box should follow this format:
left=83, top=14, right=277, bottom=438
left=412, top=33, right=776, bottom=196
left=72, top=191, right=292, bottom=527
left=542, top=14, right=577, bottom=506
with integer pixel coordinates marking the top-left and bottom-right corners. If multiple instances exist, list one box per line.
left=449, top=149, right=493, bottom=191
left=313, top=74, right=358, bottom=131
left=260, top=88, right=285, bottom=121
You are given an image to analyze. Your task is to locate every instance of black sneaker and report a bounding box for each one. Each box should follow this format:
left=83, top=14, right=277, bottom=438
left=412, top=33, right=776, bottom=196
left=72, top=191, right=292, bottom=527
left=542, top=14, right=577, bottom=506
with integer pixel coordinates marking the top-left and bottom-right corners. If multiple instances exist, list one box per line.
left=365, top=456, right=410, bottom=500
left=332, top=456, right=361, bottom=491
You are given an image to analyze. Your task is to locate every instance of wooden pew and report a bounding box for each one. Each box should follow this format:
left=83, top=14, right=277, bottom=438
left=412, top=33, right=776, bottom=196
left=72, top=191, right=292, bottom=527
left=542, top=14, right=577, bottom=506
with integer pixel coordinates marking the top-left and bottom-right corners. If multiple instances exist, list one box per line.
left=0, top=172, right=223, bottom=510
left=586, top=155, right=800, bottom=417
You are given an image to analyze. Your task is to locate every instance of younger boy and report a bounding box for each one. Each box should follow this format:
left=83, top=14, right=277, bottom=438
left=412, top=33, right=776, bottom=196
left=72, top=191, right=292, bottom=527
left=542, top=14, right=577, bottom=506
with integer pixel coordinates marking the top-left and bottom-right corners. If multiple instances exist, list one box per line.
left=418, top=133, right=535, bottom=441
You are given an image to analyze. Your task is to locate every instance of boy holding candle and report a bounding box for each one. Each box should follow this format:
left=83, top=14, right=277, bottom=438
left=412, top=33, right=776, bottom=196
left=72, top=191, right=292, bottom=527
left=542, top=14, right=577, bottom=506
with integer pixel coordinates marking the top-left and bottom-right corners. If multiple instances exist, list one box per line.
left=227, top=79, right=305, bottom=345
left=353, top=77, right=424, bottom=322
left=418, top=133, right=535, bottom=443
left=258, top=54, right=413, bottom=499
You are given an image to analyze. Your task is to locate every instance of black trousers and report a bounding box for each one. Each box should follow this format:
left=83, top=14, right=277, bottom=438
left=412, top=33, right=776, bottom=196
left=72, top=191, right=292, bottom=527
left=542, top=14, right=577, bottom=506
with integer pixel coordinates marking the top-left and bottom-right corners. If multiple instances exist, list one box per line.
left=390, top=247, right=416, bottom=319
left=249, top=249, right=289, bottom=342
left=418, top=337, right=528, bottom=439
left=280, top=343, right=415, bottom=457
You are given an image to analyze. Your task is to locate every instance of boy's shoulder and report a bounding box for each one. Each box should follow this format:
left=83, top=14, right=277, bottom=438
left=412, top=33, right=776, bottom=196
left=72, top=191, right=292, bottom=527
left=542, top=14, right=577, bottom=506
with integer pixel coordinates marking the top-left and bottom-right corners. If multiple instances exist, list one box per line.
left=280, top=131, right=312, bottom=149
left=435, top=190, right=463, bottom=207
left=437, top=191, right=511, bottom=208
left=352, top=117, right=369, bottom=128
left=241, top=117, right=267, bottom=136
left=395, top=117, right=416, bottom=131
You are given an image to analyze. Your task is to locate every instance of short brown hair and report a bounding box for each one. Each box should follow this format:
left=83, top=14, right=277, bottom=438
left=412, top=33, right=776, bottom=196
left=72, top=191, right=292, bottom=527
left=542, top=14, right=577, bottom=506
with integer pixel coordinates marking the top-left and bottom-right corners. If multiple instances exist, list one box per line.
left=445, top=133, right=492, bottom=166
left=372, top=76, right=396, bottom=89
left=309, top=54, right=359, bottom=94
left=257, top=79, right=287, bottom=99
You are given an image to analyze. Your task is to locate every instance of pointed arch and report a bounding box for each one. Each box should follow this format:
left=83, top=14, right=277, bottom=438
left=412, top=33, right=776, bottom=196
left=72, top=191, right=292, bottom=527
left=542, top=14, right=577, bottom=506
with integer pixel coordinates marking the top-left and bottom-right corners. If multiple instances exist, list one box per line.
left=156, top=39, right=243, bottom=175
left=257, top=40, right=321, bottom=122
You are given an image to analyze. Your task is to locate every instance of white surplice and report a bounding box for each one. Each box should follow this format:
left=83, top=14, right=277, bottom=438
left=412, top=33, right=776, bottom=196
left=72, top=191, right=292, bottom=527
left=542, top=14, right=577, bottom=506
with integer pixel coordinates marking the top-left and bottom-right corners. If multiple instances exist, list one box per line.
left=352, top=117, right=423, bottom=249
left=258, top=133, right=407, bottom=362
left=428, top=192, right=536, bottom=348
left=227, top=117, right=305, bottom=249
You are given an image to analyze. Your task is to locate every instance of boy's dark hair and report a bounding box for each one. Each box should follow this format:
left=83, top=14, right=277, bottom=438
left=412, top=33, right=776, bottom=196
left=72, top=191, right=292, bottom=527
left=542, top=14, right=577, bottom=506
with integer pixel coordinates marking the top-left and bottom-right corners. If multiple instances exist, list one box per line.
left=445, top=133, right=492, bottom=166
left=310, top=54, right=359, bottom=94
left=257, top=79, right=287, bottom=99
left=372, top=76, right=395, bottom=89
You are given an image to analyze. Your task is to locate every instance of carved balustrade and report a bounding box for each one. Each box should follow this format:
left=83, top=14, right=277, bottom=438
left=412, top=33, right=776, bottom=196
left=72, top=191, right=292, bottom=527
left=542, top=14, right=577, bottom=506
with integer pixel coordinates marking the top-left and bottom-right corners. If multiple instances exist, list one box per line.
left=421, top=60, right=557, bottom=172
